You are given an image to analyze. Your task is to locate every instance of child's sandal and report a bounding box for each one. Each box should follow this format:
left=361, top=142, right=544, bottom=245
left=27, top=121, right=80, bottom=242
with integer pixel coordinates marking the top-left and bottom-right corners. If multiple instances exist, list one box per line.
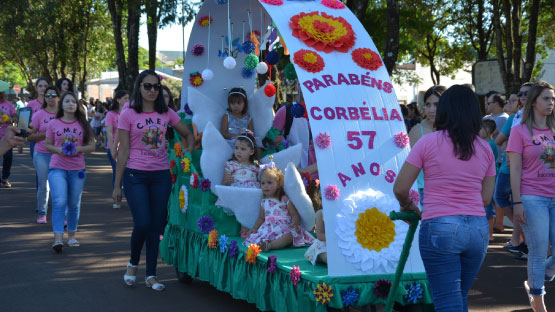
left=261, top=241, right=272, bottom=252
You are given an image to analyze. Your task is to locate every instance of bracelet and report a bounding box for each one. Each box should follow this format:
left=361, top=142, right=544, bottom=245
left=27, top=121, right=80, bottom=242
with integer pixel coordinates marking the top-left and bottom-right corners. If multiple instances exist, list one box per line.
left=513, top=201, right=522, bottom=205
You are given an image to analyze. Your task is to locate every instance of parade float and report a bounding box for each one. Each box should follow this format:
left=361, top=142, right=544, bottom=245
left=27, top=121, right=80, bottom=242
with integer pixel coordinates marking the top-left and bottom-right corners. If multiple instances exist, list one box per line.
left=160, top=0, right=433, bottom=310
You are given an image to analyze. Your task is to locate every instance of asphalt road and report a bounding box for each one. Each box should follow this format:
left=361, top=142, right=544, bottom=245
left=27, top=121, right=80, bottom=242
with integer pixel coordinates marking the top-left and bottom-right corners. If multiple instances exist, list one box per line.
left=0, top=146, right=551, bottom=311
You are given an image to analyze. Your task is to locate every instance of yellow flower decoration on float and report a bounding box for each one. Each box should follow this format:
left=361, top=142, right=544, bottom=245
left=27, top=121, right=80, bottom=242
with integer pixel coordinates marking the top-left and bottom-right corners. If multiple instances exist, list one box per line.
left=179, top=189, right=186, bottom=209
left=290, top=11, right=355, bottom=53
left=245, top=243, right=261, bottom=264
left=181, top=158, right=191, bottom=173
left=208, top=229, right=218, bottom=248
left=355, top=207, right=395, bottom=252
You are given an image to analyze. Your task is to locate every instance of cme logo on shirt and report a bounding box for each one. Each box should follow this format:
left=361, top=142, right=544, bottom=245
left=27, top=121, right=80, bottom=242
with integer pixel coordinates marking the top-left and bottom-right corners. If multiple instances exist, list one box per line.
left=137, top=117, right=166, bottom=150
left=56, top=127, right=82, bottom=144
left=540, top=141, right=555, bottom=170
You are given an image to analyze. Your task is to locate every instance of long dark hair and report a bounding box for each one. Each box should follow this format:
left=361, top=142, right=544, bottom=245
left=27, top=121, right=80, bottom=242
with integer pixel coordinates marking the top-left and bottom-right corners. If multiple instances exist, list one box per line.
left=423, top=85, right=446, bottom=103
left=434, top=85, right=482, bottom=161
left=161, top=85, right=177, bottom=111
left=55, top=77, right=74, bottom=93
left=227, top=87, right=249, bottom=115
left=130, top=70, right=168, bottom=114
left=111, top=89, right=128, bottom=111
left=56, top=92, right=93, bottom=145
left=42, top=86, right=59, bottom=109
left=231, top=131, right=259, bottom=163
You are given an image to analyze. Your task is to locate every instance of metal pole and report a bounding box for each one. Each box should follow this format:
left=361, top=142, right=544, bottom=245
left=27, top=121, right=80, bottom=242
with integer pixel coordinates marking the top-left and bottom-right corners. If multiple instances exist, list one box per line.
left=182, top=0, right=186, bottom=61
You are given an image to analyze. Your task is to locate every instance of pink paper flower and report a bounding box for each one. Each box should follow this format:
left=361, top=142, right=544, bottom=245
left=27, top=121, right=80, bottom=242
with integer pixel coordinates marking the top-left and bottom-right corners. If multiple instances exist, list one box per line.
left=409, top=189, right=420, bottom=205
left=290, top=266, right=301, bottom=286
left=321, top=0, right=345, bottom=9
left=315, top=132, right=331, bottom=149
left=324, top=185, right=340, bottom=201
left=260, top=0, right=283, bottom=5
left=393, top=132, right=409, bottom=148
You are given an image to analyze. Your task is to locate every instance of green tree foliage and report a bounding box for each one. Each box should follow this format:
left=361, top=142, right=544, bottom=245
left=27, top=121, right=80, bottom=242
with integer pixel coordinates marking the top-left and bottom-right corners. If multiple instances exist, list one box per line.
left=0, top=62, right=28, bottom=90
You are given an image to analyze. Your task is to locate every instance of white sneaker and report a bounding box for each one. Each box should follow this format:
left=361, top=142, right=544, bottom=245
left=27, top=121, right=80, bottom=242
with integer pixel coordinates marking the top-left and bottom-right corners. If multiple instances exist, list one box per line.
left=113, top=203, right=121, bottom=209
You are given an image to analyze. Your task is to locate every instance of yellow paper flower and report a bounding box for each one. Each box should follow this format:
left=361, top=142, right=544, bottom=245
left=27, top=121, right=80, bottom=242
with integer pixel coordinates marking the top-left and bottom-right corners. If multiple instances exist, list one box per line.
left=181, top=158, right=191, bottom=173
left=1, top=114, right=9, bottom=123
left=355, top=207, right=396, bottom=252
left=179, top=189, right=186, bottom=209
left=290, top=11, right=355, bottom=53
left=245, top=243, right=261, bottom=264
left=208, top=229, right=218, bottom=248
left=313, top=282, right=334, bottom=304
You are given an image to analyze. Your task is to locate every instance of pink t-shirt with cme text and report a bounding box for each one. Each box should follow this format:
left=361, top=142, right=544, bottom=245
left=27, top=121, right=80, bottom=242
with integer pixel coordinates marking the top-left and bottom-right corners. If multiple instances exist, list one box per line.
left=406, top=131, right=496, bottom=220
left=46, top=119, right=87, bottom=170
left=27, top=99, right=42, bottom=115
left=105, top=110, right=120, bottom=149
left=0, top=100, right=17, bottom=138
left=118, top=108, right=180, bottom=171
left=506, top=124, right=555, bottom=198
left=30, top=109, right=56, bottom=153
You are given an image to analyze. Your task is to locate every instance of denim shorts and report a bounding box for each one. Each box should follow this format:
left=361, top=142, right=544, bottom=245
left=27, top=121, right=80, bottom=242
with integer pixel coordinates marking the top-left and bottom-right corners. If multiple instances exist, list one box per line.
left=494, top=172, right=512, bottom=208
left=484, top=201, right=496, bottom=219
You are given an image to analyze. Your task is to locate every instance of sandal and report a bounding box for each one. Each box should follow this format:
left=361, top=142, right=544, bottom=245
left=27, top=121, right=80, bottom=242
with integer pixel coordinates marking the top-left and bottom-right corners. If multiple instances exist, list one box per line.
left=52, top=241, right=63, bottom=253
left=67, top=238, right=80, bottom=247
left=1, top=179, right=11, bottom=188
left=524, top=280, right=537, bottom=312
left=261, top=241, right=272, bottom=252
left=145, top=276, right=165, bottom=291
left=123, top=263, right=138, bottom=286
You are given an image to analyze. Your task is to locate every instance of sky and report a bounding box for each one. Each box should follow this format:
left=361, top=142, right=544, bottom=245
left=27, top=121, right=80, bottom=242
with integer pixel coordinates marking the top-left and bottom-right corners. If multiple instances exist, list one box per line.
left=139, top=16, right=194, bottom=52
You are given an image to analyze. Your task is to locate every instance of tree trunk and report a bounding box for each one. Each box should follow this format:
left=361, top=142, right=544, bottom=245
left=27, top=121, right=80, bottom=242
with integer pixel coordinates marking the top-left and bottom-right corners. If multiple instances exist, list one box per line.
left=522, top=0, right=540, bottom=83
left=127, top=0, right=141, bottom=94
left=79, top=2, right=92, bottom=99
left=107, top=0, right=128, bottom=91
left=383, top=0, right=399, bottom=75
left=145, top=1, right=159, bottom=71
left=346, top=0, right=369, bottom=22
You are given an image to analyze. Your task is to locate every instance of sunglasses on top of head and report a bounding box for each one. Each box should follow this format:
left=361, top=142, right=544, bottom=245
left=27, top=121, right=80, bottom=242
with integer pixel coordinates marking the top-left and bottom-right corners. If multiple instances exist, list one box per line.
left=141, top=83, right=161, bottom=91
left=517, top=91, right=528, bottom=97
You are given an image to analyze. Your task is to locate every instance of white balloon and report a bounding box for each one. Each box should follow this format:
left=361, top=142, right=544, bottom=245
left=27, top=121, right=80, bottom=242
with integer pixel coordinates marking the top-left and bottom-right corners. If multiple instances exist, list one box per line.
left=255, top=62, right=268, bottom=74
left=201, top=68, right=214, bottom=80
left=223, top=56, right=236, bottom=69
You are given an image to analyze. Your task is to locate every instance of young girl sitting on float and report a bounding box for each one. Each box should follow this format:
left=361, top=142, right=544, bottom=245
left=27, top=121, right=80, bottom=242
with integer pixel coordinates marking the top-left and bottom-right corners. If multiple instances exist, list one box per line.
left=220, top=87, right=255, bottom=148
left=303, top=179, right=327, bottom=265
left=243, top=165, right=314, bottom=251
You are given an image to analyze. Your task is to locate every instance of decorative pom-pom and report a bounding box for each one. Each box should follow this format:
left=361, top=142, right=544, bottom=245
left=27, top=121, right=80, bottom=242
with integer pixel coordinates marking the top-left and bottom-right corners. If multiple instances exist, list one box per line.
left=242, top=41, right=255, bottom=54
left=267, top=255, right=277, bottom=273
left=404, top=282, right=423, bottom=304
left=241, top=67, right=255, bottom=79
left=228, top=240, right=239, bottom=258
left=62, top=142, right=76, bottom=156
left=245, top=243, right=261, bottom=264
left=200, top=178, right=211, bottom=191
left=223, top=56, right=236, bottom=69
left=208, top=229, right=218, bottom=248
left=173, top=142, right=183, bottom=157
left=201, top=68, right=214, bottom=81
left=197, top=216, right=214, bottom=234
left=341, top=286, right=359, bottom=307
left=324, top=185, right=340, bottom=200
left=373, top=279, right=392, bottom=299
left=265, top=50, right=279, bottom=65
left=192, top=44, right=205, bottom=56
left=190, top=173, right=199, bottom=188
left=284, top=63, right=297, bottom=80
left=409, top=189, right=420, bottom=205
left=321, top=0, right=346, bottom=9
left=393, top=132, right=409, bottom=148
left=244, top=53, right=259, bottom=69
left=314, top=283, right=334, bottom=305
left=219, top=235, right=229, bottom=253
left=189, top=72, right=203, bottom=87
left=255, top=62, right=269, bottom=74
left=290, top=266, right=301, bottom=286
left=291, top=102, right=305, bottom=118
left=264, top=84, right=276, bottom=97
left=315, top=132, right=331, bottom=149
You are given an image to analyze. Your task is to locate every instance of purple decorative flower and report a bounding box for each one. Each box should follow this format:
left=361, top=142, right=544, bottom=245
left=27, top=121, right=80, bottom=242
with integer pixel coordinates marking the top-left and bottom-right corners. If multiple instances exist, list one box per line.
left=200, top=178, right=211, bottom=192
left=228, top=240, right=238, bottom=258
left=62, top=142, right=76, bottom=156
left=324, top=185, right=340, bottom=201
left=197, top=216, right=214, bottom=233
left=373, top=279, right=392, bottom=299
left=267, top=255, right=277, bottom=273
left=184, top=103, right=193, bottom=115
left=192, top=44, right=205, bottom=56
left=281, top=138, right=289, bottom=148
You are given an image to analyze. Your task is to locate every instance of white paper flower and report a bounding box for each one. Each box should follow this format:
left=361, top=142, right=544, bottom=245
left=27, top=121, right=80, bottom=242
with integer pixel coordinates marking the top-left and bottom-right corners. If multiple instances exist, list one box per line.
left=335, top=188, right=408, bottom=273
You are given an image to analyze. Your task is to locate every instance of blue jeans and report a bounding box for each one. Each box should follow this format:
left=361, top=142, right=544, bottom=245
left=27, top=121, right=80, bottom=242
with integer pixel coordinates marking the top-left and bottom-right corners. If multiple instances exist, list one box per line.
left=33, top=152, right=52, bottom=216
left=494, top=172, right=512, bottom=208
left=123, top=168, right=171, bottom=276
left=419, top=215, right=489, bottom=312
left=48, top=168, right=86, bottom=233
left=30, top=142, right=38, bottom=189
left=520, top=195, right=555, bottom=296
left=106, top=149, right=116, bottom=189
left=2, top=148, right=12, bottom=180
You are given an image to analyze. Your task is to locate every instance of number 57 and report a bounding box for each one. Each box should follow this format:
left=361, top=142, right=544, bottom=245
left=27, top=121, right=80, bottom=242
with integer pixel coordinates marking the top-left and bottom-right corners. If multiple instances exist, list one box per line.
left=347, top=131, right=376, bottom=149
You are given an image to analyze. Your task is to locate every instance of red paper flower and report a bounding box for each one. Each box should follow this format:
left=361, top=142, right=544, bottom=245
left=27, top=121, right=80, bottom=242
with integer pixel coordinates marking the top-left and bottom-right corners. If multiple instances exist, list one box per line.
left=293, top=49, right=325, bottom=73
left=393, top=132, right=409, bottom=148
left=171, top=173, right=177, bottom=184
left=260, top=0, right=283, bottom=5
left=290, top=11, right=355, bottom=53
left=189, top=72, right=203, bottom=87
left=190, top=173, right=199, bottom=188
left=352, top=48, right=383, bottom=71
left=169, top=159, right=177, bottom=169
left=198, top=16, right=212, bottom=27
left=290, top=266, right=301, bottom=286
left=321, top=0, right=345, bottom=9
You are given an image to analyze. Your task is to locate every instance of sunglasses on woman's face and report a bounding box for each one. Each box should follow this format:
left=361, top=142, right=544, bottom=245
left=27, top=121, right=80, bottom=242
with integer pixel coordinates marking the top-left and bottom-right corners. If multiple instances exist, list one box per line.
left=141, top=83, right=161, bottom=91
left=517, top=91, right=528, bottom=97
left=45, top=94, right=58, bottom=98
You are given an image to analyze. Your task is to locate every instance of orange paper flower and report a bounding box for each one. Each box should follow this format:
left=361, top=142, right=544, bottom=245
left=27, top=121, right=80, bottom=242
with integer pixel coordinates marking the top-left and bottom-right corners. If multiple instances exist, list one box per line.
left=208, top=230, right=218, bottom=248
left=290, top=11, right=355, bottom=53
left=293, top=49, right=325, bottom=73
left=352, top=48, right=383, bottom=71
left=174, top=142, right=183, bottom=158
left=198, top=16, right=212, bottom=27
left=245, top=243, right=261, bottom=264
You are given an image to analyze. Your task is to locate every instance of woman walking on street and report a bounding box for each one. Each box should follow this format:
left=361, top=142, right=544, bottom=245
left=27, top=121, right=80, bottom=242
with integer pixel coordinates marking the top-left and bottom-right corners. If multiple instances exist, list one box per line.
left=0, top=91, right=17, bottom=188
left=394, top=85, right=496, bottom=312
left=28, top=86, right=59, bottom=223
left=106, top=90, right=128, bottom=209
left=507, top=81, right=555, bottom=312
left=113, top=70, right=194, bottom=291
left=45, top=92, right=95, bottom=252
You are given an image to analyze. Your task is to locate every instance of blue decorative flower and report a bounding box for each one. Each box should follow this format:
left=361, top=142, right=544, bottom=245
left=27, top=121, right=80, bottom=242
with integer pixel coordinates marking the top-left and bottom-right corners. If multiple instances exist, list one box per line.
left=341, top=286, right=359, bottom=307
left=242, top=40, right=255, bottom=54
left=241, top=67, right=255, bottom=79
left=404, top=282, right=423, bottom=304
left=77, top=171, right=85, bottom=179
left=219, top=235, right=229, bottom=253
left=62, top=142, right=76, bottom=156
left=228, top=240, right=238, bottom=258
left=265, top=50, right=279, bottom=66
left=290, top=102, right=305, bottom=118
left=197, top=216, right=214, bottom=233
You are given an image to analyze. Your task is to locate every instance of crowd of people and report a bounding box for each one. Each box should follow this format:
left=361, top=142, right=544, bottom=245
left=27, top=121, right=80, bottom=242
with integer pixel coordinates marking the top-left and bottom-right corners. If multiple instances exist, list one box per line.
left=0, top=71, right=553, bottom=311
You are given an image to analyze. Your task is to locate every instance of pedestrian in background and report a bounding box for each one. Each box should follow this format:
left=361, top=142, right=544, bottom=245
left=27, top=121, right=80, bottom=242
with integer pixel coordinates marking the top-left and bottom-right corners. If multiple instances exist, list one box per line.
left=0, top=91, right=17, bottom=188
left=106, top=89, right=128, bottom=209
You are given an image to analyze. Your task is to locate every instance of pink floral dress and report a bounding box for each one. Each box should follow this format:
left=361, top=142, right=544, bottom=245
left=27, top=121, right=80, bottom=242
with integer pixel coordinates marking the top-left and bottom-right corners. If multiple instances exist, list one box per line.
left=216, top=160, right=260, bottom=214
left=243, top=196, right=314, bottom=247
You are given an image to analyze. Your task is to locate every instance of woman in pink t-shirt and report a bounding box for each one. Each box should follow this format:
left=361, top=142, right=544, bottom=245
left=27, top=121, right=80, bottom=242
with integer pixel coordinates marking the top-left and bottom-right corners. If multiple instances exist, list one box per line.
left=507, top=81, right=555, bottom=312
left=394, top=85, right=496, bottom=312
left=106, top=90, right=129, bottom=209
left=0, top=91, right=17, bottom=188
left=27, top=86, right=59, bottom=223
left=45, top=92, right=95, bottom=253
left=114, top=70, right=194, bottom=291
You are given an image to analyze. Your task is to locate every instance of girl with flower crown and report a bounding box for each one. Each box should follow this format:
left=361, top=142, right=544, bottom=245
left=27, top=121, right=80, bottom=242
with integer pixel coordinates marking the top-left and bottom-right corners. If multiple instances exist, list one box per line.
left=45, top=92, right=95, bottom=252
left=243, top=165, right=314, bottom=252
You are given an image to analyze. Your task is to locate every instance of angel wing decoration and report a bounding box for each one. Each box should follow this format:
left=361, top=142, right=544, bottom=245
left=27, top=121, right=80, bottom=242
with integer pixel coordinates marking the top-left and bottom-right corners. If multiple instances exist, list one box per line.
left=260, top=143, right=302, bottom=171
left=247, top=81, right=276, bottom=140
left=283, top=162, right=316, bottom=231
left=214, top=186, right=262, bottom=228
left=200, top=122, right=234, bottom=193
left=188, top=87, right=226, bottom=133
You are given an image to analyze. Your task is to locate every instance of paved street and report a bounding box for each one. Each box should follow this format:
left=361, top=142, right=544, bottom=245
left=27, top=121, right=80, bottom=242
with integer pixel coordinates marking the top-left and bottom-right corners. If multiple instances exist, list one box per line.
left=0, top=146, right=552, bottom=311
